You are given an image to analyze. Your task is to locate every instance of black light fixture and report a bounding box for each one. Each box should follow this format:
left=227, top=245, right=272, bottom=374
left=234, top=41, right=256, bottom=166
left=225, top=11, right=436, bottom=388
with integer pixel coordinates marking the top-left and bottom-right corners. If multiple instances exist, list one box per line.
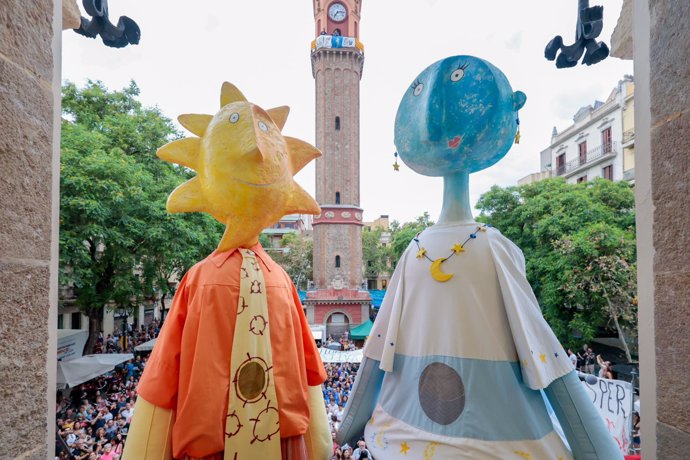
left=545, top=0, right=609, bottom=68
left=74, top=0, right=140, bottom=48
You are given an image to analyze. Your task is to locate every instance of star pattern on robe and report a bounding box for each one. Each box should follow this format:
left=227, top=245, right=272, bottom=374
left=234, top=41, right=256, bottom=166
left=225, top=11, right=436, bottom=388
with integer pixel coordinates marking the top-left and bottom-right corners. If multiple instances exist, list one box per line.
left=400, top=442, right=410, bottom=455
left=416, top=247, right=427, bottom=259
left=452, top=243, right=465, bottom=253
left=539, top=352, right=547, bottom=363
left=513, top=450, right=531, bottom=459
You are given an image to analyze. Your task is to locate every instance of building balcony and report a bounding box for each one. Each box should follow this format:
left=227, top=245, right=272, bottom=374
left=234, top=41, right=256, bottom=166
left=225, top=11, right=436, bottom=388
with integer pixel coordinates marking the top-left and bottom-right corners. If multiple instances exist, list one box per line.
left=556, top=141, right=618, bottom=177
left=311, top=34, right=364, bottom=53
left=622, top=129, right=635, bottom=146
left=623, top=168, right=635, bottom=182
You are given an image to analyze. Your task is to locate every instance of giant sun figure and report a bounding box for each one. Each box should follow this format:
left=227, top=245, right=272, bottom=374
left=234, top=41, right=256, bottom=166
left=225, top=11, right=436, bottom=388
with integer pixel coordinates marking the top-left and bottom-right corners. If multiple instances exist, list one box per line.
left=123, top=83, right=331, bottom=460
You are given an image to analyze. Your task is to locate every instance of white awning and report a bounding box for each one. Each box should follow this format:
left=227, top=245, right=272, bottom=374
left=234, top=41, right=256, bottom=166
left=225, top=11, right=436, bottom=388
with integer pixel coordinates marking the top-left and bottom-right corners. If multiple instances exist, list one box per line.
left=311, top=330, right=323, bottom=340
left=134, top=338, right=157, bottom=352
left=57, top=329, right=88, bottom=362
left=56, top=353, right=133, bottom=388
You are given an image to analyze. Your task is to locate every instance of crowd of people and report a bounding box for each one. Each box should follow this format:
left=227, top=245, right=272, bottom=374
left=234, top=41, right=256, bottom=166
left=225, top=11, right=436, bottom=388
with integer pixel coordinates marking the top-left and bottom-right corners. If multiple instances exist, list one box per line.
left=322, top=360, right=377, bottom=460
left=57, top=327, right=638, bottom=459
left=55, top=321, right=161, bottom=459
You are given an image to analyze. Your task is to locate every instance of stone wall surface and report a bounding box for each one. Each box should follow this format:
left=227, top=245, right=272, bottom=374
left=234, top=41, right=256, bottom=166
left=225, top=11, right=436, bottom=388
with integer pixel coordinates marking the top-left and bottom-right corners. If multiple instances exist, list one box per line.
left=649, top=0, right=690, bottom=457
left=0, top=2, right=56, bottom=458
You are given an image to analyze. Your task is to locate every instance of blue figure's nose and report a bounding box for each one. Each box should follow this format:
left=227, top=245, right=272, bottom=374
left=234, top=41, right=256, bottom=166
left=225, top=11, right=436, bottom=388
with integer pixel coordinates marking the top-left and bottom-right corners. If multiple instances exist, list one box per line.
left=425, top=80, right=445, bottom=143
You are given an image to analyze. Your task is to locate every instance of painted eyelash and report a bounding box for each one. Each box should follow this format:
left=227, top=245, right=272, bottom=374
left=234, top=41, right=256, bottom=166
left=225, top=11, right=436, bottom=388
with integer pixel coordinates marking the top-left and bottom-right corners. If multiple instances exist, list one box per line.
left=457, top=62, right=469, bottom=71
left=411, top=79, right=422, bottom=89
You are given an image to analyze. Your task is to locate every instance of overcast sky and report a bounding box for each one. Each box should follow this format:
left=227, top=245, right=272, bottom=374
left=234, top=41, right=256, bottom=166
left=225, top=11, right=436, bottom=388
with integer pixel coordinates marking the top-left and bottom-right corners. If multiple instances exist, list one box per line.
left=62, top=0, right=633, bottom=224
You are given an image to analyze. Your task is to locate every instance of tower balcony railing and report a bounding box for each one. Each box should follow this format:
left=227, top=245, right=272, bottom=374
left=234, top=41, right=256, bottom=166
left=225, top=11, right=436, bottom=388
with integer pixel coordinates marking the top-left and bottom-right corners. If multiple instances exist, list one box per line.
left=311, top=34, right=364, bottom=52
left=556, top=141, right=618, bottom=176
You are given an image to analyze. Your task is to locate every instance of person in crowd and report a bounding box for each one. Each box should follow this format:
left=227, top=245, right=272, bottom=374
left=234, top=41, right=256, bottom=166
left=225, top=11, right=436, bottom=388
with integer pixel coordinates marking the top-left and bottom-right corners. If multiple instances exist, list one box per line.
left=632, top=411, right=641, bottom=450
left=329, top=413, right=341, bottom=433
left=352, top=439, right=372, bottom=460
left=584, top=347, right=596, bottom=374
left=597, top=354, right=614, bottom=379
left=567, top=349, right=578, bottom=369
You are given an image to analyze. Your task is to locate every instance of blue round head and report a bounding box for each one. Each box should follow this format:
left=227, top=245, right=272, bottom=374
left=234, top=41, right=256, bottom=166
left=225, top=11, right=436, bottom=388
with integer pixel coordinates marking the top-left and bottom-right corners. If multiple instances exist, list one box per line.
left=394, top=55, right=526, bottom=176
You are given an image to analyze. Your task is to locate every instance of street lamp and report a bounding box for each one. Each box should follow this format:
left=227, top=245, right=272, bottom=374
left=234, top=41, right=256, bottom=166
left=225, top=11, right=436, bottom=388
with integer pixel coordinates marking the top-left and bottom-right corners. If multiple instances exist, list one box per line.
left=120, top=308, right=128, bottom=351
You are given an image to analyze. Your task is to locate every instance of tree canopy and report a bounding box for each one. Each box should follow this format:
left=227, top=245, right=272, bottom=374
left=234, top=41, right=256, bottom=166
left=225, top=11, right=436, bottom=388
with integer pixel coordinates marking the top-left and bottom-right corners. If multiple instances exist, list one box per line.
left=60, top=80, right=223, bottom=352
left=389, top=212, right=434, bottom=263
left=476, top=178, right=637, bottom=358
left=269, top=232, right=313, bottom=290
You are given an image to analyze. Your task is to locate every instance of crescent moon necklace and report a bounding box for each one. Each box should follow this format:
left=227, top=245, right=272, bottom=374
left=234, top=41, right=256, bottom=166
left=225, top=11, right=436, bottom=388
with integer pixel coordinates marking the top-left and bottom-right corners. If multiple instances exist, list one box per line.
left=413, top=224, right=489, bottom=282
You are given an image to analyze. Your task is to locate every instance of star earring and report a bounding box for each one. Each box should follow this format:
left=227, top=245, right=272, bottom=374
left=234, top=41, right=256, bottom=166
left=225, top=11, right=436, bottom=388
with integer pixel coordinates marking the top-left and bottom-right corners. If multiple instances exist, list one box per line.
left=393, top=151, right=400, bottom=171
left=514, top=115, right=521, bottom=144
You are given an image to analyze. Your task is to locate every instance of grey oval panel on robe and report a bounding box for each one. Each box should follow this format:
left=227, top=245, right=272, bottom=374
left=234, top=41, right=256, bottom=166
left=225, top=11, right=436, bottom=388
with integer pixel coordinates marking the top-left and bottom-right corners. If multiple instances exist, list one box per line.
left=418, top=362, right=465, bottom=425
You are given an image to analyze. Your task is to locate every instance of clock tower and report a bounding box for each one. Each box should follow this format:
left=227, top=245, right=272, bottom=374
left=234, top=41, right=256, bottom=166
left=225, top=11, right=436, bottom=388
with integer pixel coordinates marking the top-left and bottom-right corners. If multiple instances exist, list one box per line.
left=305, top=0, right=371, bottom=339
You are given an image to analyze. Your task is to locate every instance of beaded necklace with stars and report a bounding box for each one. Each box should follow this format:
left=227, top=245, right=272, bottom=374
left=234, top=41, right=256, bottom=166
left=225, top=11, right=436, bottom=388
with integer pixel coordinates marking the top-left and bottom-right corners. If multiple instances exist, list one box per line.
left=413, top=224, right=489, bottom=282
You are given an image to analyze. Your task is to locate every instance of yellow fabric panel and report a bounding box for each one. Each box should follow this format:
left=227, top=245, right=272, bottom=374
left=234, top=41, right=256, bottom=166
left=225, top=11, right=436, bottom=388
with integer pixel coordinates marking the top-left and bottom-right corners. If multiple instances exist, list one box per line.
left=122, top=397, right=175, bottom=460
left=304, top=385, right=332, bottom=460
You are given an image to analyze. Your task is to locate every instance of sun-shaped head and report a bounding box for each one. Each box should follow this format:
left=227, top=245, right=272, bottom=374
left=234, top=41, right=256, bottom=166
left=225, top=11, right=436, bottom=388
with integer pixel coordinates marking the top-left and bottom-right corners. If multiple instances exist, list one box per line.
left=157, top=82, right=321, bottom=251
left=394, top=55, right=526, bottom=176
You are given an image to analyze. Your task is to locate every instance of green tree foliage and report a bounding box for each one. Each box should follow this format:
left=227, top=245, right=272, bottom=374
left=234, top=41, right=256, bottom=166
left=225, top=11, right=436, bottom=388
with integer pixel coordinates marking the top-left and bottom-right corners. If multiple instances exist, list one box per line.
left=389, top=212, right=434, bottom=264
left=60, top=81, right=223, bottom=352
left=269, top=232, right=313, bottom=290
left=362, top=227, right=391, bottom=279
left=476, top=178, right=637, bottom=357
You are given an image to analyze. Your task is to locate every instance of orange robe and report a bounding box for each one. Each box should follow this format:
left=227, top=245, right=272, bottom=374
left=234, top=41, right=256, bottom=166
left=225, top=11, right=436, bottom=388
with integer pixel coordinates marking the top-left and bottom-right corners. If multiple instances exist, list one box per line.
left=137, top=244, right=327, bottom=458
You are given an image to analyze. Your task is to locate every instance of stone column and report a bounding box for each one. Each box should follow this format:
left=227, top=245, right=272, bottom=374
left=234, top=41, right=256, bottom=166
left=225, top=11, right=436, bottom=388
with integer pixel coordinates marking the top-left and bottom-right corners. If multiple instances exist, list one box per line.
left=0, top=1, right=61, bottom=457
left=634, top=1, right=690, bottom=458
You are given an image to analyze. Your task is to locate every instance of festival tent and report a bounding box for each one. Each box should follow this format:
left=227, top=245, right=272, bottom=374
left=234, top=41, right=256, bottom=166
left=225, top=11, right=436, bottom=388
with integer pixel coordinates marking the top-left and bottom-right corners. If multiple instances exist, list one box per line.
left=56, top=353, right=133, bottom=388
left=349, top=319, right=374, bottom=340
left=134, top=337, right=157, bottom=352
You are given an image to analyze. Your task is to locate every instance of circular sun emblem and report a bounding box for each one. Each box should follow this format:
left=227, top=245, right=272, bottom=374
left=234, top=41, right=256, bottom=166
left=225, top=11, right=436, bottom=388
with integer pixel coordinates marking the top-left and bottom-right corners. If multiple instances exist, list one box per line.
left=233, top=355, right=271, bottom=406
left=225, top=410, right=243, bottom=438
left=249, top=315, right=268, bottom=335
left=250, top=401, right=280, bottom=443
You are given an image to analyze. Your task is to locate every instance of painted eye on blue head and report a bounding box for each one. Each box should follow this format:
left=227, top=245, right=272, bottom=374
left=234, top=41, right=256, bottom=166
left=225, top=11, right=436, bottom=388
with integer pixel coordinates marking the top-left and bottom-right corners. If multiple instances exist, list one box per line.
left=450, top=62, right=469, bottom=82
left=412, top=79, right=424, bottom=96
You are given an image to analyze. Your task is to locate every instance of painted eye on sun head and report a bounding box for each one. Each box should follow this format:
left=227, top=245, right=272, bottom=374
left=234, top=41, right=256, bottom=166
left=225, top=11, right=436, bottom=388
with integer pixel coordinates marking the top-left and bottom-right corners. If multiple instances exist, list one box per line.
left=229, top=113, right=240, bottom=123
left=450, top=62, right=469, bottom=82
left=412, top=79, right=424, bottom=96
left=258, top=121, right=268, bottom=132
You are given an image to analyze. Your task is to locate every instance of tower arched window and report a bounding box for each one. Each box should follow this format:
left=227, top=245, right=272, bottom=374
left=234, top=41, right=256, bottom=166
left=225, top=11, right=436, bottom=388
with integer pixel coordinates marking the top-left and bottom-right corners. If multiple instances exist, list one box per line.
left=335, top=255, right=341, bottom=268
left=335, top=116, right=340, bottom=130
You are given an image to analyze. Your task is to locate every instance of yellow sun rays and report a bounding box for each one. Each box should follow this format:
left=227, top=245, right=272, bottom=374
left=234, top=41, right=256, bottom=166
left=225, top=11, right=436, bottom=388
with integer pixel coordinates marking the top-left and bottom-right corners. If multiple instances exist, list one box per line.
left=156, top=82, right=321, bottom=251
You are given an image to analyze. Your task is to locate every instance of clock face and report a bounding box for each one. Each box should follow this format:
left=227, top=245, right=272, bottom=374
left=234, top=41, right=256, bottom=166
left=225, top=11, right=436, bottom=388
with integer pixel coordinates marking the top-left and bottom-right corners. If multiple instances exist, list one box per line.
left=328, top=3, right=347, bottom=22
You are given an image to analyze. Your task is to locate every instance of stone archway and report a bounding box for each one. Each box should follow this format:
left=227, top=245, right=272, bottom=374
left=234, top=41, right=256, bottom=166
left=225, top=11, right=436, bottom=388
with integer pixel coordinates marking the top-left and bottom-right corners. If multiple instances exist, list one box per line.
left=325, top=310, right=352, bottom=341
